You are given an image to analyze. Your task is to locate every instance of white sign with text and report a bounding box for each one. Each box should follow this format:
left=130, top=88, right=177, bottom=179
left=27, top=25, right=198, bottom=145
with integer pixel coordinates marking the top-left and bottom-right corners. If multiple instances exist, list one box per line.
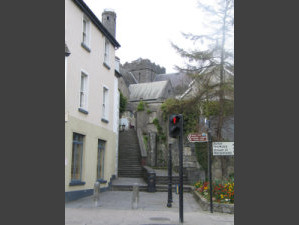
left=213, top=142, right=234, bottom=156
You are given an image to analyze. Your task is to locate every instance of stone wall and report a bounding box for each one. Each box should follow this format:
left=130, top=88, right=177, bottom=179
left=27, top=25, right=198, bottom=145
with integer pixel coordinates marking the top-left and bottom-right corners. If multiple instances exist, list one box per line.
left=128, top=100, right=234, bottom=181
left=118, top=76, right=130, bottom=99
left=134, top=102, right=168, bottom=167
left=123, top=58, right=166, bottom=83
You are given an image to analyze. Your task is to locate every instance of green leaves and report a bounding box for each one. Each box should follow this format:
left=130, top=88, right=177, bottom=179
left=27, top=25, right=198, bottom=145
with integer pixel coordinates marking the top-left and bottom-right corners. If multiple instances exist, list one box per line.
left=119, top=92, right=127, bottom=114
left=137, top=100, right=145, bottom=111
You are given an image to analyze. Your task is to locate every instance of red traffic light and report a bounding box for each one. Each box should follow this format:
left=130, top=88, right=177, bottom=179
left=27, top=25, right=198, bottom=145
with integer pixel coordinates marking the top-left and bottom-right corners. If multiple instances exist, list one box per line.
left=173, top=117, right=177, bottom=124
left=169, top=114, right=182, bottom=138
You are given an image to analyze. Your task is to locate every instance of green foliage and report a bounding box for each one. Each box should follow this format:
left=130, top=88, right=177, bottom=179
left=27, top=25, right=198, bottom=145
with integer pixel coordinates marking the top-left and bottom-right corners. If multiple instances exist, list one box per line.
left=203, top=100, right=234, bottom=117
left=161, top=98, right=200, bottom=136
left=195, top=142, right=208, bottom=177
left=137, top=101, right=145, bottom=111
left=119, top=91, right=127, bottom=114
left=143, top=135, right=148, bottom=151
left=161, top=98, right=233, bottom=139
left=153, top=118, right=167, bottom=143
left=147, top=109, right=152, bottom=114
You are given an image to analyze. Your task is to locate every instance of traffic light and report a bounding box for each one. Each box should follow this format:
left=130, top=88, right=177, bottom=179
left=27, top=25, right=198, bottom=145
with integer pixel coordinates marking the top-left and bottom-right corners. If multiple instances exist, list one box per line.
left=169, top=114, right=182, bottom=138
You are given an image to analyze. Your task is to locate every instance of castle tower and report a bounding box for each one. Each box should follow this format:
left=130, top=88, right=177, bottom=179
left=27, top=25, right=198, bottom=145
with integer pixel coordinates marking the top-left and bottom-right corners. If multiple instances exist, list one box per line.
left=102, top=9, right=116, bottom=38
left=122, top=58, right=166, bottom=83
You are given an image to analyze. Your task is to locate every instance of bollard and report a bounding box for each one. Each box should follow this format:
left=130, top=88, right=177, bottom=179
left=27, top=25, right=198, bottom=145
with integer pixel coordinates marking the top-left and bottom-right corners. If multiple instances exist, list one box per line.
left=94, top=181, right=100, bottom=207
left=147, top=172, right=156, bottom=192
left=131, top=183, right=139, bottom=209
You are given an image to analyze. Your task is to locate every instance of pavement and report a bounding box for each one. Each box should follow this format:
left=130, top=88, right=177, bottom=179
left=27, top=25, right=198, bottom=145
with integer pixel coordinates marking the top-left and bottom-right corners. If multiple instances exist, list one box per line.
left=65, top=190, right=234, bottom=225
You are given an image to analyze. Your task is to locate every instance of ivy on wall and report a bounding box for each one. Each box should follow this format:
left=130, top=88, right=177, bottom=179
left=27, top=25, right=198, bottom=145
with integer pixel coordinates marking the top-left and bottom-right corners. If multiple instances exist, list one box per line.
left=137, top=100, right=145, bottom=111
left=119, top=91, right=127, bottom=114
left=153, top=118, right=166, bottom=142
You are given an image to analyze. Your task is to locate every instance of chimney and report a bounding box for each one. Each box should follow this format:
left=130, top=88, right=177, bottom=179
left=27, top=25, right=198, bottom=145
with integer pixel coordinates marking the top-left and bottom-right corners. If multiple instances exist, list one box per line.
left=102, top=9, right=116, bottom=38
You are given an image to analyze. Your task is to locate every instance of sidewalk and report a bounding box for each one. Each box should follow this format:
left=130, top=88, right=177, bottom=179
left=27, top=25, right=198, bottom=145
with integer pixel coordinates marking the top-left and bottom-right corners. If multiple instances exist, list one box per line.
left=65, top=190, right=234, bottom=225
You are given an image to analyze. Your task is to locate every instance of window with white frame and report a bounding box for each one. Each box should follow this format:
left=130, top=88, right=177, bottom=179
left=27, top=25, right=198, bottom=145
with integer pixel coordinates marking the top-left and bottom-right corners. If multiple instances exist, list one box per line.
left=97, top=139, right=106, bottom=180
left=82, top=16, right=90, bottom=48
left=104, top=39, right=110, bottom=66
left=79, top=72, right=88, bottom=110
left=102, top=87, right=109, bottom=120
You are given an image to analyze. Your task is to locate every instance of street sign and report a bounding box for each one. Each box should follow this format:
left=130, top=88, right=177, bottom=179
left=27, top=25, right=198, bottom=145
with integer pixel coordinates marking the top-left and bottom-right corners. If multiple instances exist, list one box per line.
left=213, top=142, right=234, bottom=156
left=187, top=133, right=208, bottom=142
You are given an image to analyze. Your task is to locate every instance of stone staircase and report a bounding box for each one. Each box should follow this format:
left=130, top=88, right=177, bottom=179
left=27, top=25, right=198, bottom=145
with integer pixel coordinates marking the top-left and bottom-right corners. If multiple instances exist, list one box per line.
left=118, top=129, right=143, bottom=178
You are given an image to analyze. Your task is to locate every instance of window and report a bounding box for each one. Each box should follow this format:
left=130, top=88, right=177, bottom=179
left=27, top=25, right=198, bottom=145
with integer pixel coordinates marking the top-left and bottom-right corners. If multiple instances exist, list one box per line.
left=102, top=87, right=109, bottom=122
left=79, top=72, right=88, bottom=111
left=104, top=39, right=110, bottom=66
left=71, top=133, right=84, bottom=183
left=82, top=16, right=90, bottom=51
left=97, top=140, right=106, bottom=180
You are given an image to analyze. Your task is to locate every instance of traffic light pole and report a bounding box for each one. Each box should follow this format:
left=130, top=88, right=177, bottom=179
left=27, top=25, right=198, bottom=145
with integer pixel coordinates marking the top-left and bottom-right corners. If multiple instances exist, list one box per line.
left=169, top=114, right=184, bottom=223
left=167, top=143, right=173, bottom=207
left=178, top=115, right=184, bottom=223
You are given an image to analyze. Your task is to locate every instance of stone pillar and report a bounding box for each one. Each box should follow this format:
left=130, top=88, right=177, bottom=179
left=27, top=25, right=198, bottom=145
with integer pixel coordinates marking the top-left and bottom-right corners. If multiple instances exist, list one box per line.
left=131, top=183, right=139, bottom=209
left=148, top=132, right=157, bottom=167
left=93, top=181, right=100, bottom=207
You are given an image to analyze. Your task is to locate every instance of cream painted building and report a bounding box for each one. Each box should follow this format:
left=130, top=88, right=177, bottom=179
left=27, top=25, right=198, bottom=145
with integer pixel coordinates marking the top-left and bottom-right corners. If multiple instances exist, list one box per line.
left=65, top=0, right=121, bottom=201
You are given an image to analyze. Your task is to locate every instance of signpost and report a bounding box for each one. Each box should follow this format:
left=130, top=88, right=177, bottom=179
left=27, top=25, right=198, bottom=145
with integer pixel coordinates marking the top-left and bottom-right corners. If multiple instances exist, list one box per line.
left=187, top=133, right=208, bottom=143
left=213, top=142, right=234, bottom=156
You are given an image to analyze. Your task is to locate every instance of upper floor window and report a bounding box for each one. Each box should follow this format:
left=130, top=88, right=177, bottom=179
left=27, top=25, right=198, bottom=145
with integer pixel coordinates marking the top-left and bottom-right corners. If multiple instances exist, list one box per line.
left=104, top=39, right=110, bottom=67
left=82, top=16, right=90, bottom=51
left=79, top=72, right=88, bottom=111
left=102, top=87, right=109, bottom=122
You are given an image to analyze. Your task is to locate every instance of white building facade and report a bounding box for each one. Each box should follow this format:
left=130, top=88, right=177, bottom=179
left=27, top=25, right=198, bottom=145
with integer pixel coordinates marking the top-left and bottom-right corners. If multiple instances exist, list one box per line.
left=65, top=0, right=121, bottom=201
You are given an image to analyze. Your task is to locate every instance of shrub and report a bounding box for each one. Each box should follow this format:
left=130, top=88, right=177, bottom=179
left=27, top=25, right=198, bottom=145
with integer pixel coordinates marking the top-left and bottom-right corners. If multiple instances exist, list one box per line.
left=137, top=101, right=145, bottom=111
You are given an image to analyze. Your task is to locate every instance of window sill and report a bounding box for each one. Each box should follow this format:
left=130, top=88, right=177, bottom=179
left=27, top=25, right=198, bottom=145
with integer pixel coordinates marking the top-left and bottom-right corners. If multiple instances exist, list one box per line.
left=69, top=180, right=86, bottom=186
left=101, top=118, right=109, bottom=123
left=96, top=179, right=107, bottom=184
left=103, top=62, right=111, bottom=70
left=78, top=108, right=88, bottom=114
left=81, top=43, right=91, bottom=52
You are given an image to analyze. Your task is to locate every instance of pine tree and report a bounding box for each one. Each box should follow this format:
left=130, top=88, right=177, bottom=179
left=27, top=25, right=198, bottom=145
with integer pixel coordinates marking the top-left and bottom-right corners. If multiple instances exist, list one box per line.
left=172, top=0, right=234, bottom=141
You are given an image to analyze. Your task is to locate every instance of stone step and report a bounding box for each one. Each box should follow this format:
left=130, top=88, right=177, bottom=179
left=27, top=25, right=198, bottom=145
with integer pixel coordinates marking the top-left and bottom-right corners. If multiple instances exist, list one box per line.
left=118, top=172, right=144, bottom=175
left=110, top=184, right=192, bottom=192
left=156, top=176, right=189, bottom=185
left=118, top=171, right=143, bottom=174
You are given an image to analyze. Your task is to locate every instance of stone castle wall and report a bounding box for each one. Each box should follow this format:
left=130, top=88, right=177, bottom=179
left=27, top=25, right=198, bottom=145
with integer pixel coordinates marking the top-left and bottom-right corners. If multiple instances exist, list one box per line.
left=123, top=58, right=166, bottom=83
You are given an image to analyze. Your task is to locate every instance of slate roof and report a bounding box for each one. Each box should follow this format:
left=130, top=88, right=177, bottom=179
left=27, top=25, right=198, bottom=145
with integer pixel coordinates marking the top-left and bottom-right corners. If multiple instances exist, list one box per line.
left=154, top=72, right=192, bottom=89
left=119, top=67, right=138, bottom=87
left=129, top=81, right=170, bottom=102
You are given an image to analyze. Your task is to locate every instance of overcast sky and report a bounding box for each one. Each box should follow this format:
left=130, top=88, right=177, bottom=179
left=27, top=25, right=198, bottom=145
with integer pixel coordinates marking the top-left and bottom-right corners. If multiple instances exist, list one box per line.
left=83, top=0, right=209, bottom=74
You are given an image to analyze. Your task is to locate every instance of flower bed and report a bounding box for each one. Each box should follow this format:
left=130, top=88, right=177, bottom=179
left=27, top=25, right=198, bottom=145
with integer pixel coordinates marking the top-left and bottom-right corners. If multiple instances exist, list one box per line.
left=194, top=180, right=234, bottom=204
left=193, top=180, right=234, bottom=214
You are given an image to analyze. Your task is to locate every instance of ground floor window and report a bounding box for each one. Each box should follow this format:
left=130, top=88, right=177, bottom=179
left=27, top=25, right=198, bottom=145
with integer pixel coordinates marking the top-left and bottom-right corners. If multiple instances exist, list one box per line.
left=71, top=133, right=84, bottom=182
left=97, top=139, right=106, bottom=180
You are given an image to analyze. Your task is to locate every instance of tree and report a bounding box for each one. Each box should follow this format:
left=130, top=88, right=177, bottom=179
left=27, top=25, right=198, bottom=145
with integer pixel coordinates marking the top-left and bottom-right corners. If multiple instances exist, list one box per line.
left=172, top=0, right=234, bottom=141
left=119, top=91, right=127, bottom=115
left=171, top=0, right=234, bottom=179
